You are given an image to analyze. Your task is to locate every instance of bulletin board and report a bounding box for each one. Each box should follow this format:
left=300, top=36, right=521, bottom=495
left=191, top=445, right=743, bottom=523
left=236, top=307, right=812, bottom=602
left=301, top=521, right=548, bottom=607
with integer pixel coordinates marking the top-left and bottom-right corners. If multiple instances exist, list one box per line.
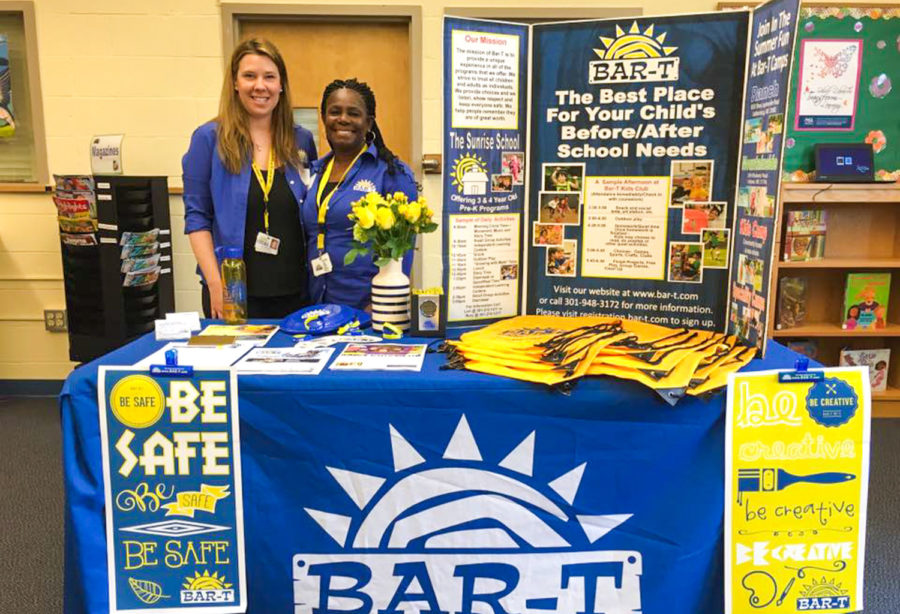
left=782, top=6, right=900, bottom=181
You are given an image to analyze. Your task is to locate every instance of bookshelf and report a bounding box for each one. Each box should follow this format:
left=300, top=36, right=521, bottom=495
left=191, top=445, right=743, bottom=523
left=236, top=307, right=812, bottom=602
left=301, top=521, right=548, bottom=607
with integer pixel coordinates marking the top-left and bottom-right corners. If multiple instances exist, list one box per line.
left=771, top=182, right=900, bottom=417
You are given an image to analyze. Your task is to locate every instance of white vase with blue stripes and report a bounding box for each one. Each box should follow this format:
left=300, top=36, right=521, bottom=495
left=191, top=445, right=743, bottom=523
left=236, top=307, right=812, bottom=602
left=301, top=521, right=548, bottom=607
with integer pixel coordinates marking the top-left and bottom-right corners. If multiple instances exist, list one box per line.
left=371, top=258, right=410, bottom=332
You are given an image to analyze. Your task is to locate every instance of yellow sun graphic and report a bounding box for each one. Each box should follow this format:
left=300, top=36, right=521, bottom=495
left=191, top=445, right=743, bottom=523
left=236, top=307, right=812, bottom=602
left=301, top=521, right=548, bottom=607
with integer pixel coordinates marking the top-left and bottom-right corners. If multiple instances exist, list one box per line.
left=593, top=22, right=678, bottom=60
left=182, top=570, right=232, bottom=591
left=450, top=153, right=487, bottom=193
left=801, top=577, right=846, bottom=597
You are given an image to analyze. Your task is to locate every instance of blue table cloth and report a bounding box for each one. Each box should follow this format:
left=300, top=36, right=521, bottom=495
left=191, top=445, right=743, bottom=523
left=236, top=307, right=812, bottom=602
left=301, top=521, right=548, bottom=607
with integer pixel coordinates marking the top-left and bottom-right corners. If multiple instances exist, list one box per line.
left=61, top=329, right=804, bottom=614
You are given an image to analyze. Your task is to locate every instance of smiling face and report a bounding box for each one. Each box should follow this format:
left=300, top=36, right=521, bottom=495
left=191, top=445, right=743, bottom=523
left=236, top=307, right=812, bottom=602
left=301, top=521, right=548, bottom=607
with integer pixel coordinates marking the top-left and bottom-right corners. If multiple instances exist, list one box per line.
left=234, top=53, right=281, bottom=120
left=323, top=88, right=373, bottom=154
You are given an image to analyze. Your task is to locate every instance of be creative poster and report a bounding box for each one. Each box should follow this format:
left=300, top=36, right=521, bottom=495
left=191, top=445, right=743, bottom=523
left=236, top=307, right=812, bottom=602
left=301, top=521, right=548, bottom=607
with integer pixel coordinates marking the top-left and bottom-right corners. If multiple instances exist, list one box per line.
left=442, top=0, right=800, bottom=352
left=726, top=368, right=871, bottom=614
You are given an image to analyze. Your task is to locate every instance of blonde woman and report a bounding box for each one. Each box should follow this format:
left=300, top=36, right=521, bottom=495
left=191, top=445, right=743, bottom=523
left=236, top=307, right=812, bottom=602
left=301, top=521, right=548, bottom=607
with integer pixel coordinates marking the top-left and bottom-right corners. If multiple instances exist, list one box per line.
left=182, top=38, right=317, bottom=318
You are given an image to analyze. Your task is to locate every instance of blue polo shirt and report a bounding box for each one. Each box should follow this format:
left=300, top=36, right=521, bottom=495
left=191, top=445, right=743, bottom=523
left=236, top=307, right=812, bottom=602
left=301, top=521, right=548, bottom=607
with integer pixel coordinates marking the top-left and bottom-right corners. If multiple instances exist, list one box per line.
left=182, top=121, right=317, bottom=280
left=301, top=144, right=417, bottom=309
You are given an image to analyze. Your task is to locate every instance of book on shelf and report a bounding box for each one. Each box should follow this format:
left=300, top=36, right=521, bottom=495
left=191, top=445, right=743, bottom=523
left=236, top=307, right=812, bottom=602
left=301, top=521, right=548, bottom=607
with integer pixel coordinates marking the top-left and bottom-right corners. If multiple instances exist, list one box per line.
left=782, top=209, right=826, bottom=261
left=842, top=272, right=891, bottom=330
left=776, top=276, right=807, bottom=330
left=839, top=348, right=890, bottom=392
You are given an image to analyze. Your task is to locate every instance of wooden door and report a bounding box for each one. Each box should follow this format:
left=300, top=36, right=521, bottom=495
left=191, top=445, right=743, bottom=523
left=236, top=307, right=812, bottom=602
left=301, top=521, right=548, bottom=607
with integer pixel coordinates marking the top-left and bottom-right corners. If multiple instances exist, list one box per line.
left=240, top=20, right=412, bottom=165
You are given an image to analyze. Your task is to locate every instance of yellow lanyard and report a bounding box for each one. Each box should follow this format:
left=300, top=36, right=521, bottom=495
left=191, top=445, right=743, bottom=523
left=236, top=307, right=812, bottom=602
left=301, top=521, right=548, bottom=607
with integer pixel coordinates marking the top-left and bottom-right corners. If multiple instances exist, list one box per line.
left=251, top=148, right=275, bottom=234
left=315, top=146, right=367, bottom=252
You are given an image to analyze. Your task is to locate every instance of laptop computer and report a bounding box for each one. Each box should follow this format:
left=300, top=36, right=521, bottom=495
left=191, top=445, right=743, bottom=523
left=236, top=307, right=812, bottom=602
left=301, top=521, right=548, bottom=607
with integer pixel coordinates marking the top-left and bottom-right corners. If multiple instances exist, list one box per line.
left=814, top=143, right=894, bottom=183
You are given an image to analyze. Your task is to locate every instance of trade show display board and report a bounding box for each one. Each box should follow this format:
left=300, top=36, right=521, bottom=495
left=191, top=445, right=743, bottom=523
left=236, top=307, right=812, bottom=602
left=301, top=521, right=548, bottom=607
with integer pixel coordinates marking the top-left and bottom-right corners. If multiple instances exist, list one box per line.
left=526, top=13, right=747, bottom=330
left=783, top=7, right=900, bottom=181
left=442, top=18, right=529, bottom=324
left=443, top=1, right=801, bottom=347
left=728, top=0, right=800, bottom=351
left=726, top=368, right=871, bottom=614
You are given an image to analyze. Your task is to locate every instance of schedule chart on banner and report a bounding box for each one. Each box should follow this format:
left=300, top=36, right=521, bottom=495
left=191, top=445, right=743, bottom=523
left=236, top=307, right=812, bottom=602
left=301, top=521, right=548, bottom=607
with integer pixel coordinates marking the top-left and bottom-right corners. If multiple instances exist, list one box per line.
left=582, top=176, right=669, bottom=280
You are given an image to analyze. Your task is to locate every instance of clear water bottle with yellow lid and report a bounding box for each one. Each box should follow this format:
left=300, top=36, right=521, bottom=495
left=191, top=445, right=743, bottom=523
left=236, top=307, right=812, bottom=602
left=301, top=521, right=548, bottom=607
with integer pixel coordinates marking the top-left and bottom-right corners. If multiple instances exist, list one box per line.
left=221, top=247, right=247, bottom=324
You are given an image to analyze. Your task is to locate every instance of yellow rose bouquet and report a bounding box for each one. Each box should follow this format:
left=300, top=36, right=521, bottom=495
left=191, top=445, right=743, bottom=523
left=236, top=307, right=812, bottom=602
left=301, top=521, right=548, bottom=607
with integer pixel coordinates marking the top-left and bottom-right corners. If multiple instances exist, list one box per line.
left=344, top=191, right=438, bottom=266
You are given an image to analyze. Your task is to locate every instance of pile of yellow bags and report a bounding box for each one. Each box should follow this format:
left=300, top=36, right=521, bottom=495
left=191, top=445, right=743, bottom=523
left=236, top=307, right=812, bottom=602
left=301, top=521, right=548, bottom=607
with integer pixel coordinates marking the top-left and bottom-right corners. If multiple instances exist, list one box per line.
left=442, top=315, right=756, bottom=404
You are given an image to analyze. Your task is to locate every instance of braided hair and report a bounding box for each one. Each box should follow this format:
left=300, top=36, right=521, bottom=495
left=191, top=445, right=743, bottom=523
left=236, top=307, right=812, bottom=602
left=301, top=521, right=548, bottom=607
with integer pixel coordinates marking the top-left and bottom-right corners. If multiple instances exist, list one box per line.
left=320, top=78, right=401, bottom=175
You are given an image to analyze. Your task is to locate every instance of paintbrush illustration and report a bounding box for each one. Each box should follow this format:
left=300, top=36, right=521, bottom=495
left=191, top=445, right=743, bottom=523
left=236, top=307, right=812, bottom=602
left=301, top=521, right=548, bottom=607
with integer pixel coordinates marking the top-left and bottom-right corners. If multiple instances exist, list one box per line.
left=737, top=468, right=855, bottom=503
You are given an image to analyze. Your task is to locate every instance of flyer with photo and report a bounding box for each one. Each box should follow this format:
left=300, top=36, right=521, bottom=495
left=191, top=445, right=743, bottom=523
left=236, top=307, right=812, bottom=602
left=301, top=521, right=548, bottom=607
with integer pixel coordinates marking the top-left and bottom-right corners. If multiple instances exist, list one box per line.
left=329, top=343, right=427, bottom=372
left=234, top=347, right=334, bottom=375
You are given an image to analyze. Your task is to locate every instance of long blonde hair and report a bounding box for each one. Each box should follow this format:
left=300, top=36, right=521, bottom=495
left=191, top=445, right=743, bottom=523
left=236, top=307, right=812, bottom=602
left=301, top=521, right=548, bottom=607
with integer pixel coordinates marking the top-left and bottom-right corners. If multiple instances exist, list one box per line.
left=216, top=38, right=302, bottom=174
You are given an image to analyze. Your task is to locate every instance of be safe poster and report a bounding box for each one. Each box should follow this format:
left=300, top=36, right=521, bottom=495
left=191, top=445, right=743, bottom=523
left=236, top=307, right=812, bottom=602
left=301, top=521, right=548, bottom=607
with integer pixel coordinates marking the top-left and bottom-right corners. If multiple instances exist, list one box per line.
left=98, top=369, right=246, bottom=613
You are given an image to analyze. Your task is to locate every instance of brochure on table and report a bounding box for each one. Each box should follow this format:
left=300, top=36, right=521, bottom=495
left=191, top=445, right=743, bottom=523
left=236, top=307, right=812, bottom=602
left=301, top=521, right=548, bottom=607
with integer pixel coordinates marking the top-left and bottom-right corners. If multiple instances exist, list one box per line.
left=442, top=0, right=800, bottom=356
left=330, top=343, right=428, bottom=372
left=233, top=347, right=334, bottom=375
left=725, top=367, right=870, bottom=614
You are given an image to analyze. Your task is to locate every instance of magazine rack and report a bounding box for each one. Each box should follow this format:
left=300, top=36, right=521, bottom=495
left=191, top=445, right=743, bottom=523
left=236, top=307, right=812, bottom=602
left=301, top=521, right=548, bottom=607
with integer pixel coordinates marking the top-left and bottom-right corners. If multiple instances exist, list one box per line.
left=771, top=182, right=900, bottom=416
left=63, top=176, right=174, bottom=362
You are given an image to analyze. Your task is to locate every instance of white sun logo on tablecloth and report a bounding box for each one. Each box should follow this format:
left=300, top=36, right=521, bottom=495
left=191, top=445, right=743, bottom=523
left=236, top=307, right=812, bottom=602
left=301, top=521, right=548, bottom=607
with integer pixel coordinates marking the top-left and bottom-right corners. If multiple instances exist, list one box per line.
left=304, top=415, right=632, bottom=551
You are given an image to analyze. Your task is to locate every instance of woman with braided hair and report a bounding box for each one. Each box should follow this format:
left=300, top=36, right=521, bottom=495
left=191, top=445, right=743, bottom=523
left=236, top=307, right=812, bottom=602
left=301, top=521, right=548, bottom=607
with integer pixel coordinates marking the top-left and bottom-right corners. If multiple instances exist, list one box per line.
left=301, top=78, right=418, bottom=310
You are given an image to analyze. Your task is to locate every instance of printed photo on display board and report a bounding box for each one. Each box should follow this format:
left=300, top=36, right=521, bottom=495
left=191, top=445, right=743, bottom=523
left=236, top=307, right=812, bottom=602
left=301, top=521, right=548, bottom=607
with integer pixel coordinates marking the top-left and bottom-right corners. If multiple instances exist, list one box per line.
left=738, top=253, right=764, bottom=293
left=538, top=191, right=581, bottom=225
left=532, top=222, right=563, bottom=247
left=668, top=242, right=703, bottom=284
left=702, top=229, right=729, bottom=269
left=748, top=186, right=773, bottom=217
left=669, top=160, right=714, bottom=207
left=682, top=201, right=726, bottom=235
left=491, top=173, right=513, bottom=192
left=546, top=240, right=577, bottom=277
left=744, top=117, right=763, bottom=143
left=500, top=263, right=518, bottom=280
left=737, top=186, right=751, bottom=210
left=542, top=163, right=584, bottom=192
left=502, top=151, right=525, bottom=185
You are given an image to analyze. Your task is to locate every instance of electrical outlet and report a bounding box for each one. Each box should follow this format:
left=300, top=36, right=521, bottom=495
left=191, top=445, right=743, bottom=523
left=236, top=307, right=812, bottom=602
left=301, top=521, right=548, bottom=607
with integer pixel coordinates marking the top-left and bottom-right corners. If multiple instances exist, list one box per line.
left=44, top=309, right=68, bottom=332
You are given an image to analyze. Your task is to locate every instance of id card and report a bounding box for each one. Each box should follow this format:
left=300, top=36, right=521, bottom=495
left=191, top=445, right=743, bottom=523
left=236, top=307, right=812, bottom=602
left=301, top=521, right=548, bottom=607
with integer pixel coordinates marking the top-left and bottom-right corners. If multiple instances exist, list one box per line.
left=311, top=252, right=333, bottom=277
left=255, top=232, right=280, bottom=255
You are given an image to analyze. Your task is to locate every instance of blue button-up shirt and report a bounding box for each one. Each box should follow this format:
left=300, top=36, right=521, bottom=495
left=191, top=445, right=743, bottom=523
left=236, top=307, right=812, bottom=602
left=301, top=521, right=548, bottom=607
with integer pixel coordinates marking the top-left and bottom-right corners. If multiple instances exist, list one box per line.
left=301, top=144, right=417, bottom=309
left=182, top=121, right=317, bottom=280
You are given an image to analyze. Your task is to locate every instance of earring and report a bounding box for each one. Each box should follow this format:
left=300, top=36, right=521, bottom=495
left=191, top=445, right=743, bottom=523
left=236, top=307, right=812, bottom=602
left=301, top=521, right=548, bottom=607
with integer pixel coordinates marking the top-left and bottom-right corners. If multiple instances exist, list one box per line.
left=366, top=130, right=376, bottom=143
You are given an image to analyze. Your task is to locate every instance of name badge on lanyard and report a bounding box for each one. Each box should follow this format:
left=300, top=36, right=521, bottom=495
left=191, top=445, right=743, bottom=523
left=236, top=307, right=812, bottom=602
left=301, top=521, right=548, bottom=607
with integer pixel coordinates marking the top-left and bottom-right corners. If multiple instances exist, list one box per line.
left=254, top=232, right=280, bottom=255
left=314, top=146, right=367, bottom=276
left=252, top=149, right=279, bottom=255
left=311, top=252, right=333, bottom=277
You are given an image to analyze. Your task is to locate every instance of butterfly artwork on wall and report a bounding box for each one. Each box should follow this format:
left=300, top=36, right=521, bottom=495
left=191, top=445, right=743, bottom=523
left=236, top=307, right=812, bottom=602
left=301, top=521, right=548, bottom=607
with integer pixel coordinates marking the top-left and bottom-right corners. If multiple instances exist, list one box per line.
left=812, top=44, right=858, bottom=79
